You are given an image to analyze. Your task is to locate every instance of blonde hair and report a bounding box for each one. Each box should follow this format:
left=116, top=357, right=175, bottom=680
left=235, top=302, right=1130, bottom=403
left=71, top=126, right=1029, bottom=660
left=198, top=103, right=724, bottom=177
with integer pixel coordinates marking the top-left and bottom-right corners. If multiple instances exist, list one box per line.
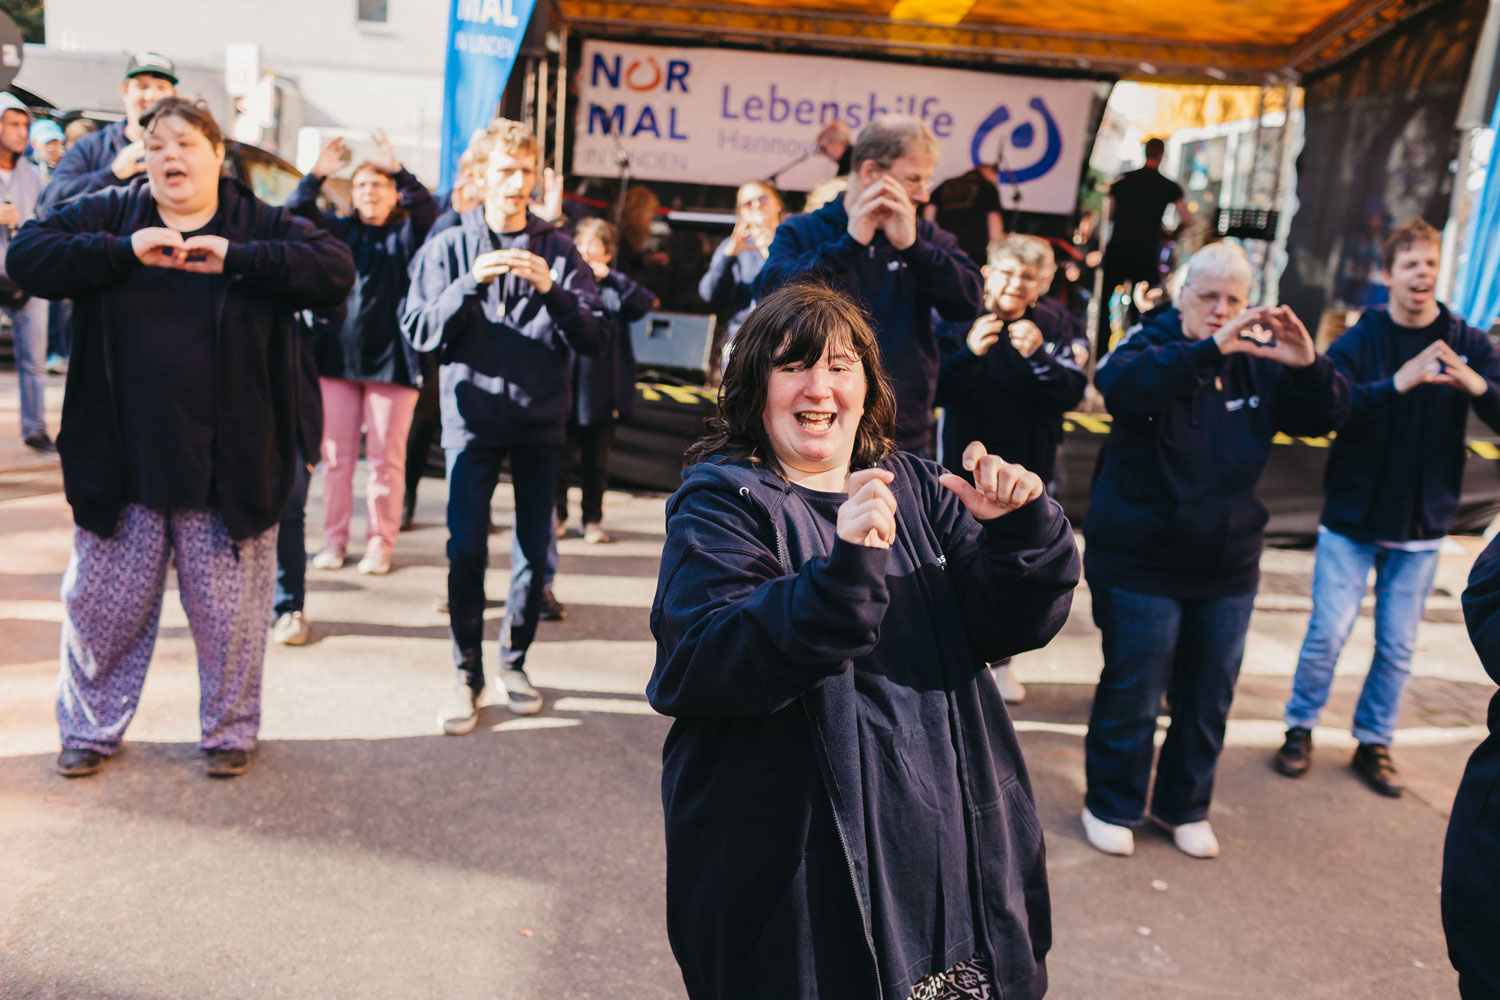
left=1182, top=241, right=1252, bottom=293
left=469, top=118, right=538, bottom=174
left=803, top=177, right=848, bottom=212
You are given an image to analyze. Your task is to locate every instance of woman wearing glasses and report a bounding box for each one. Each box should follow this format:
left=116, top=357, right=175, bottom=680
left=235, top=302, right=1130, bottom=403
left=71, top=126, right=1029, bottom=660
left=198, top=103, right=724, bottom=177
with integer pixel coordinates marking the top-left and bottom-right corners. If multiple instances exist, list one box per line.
left=699, top=179, right=784, bottom=370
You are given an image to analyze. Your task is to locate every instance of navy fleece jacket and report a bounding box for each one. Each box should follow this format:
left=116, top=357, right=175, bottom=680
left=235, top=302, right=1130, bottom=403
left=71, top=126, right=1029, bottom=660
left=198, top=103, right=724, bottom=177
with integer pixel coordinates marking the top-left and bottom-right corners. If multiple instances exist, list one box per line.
left=1084, top=307, right=1350, bottom=598
left=649, top=453, right=1078, bottom=1000
left=36, top=120, right=129, bottom=217
left=757, top=198, right=983, bottom=452
left=286, top=167, right=438, bottom=387
left=936, top=297, right=1088, bottom=484
left=401, top=209, right=603, bottom=448
left=1321, top=304, right=1500, bottom=542
left=571, top=267, right=652, bottom=426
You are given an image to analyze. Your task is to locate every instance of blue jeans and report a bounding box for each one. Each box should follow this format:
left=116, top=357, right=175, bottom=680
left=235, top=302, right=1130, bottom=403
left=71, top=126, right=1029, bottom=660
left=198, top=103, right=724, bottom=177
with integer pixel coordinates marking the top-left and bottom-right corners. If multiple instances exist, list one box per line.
left=445, top=442, right=559, bottom=686
left=9, top=296, right=48, bottom=438
left=1284, top=528, right=1440, bottom=746
left=274, top=448, right=312, bottom=616
left=1084, top=581, right=1257, bottom=827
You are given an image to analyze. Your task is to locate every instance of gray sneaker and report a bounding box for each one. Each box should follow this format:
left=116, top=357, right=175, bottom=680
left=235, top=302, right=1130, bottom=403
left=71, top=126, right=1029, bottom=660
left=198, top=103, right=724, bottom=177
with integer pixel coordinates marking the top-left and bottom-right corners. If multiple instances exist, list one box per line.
left=500, top=668, right=543, bottom=716
left=439, top=679, right=483, bottom=735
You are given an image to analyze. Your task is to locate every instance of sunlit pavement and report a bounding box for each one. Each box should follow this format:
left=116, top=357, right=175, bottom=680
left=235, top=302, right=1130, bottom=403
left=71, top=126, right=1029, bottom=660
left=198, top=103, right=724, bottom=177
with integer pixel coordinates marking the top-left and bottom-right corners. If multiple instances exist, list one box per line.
left=0, top=433, right=1491, bottom=997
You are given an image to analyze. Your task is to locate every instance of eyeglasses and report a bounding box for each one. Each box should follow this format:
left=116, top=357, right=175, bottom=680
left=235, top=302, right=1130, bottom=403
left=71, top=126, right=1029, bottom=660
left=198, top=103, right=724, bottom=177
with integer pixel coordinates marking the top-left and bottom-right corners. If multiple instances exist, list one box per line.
left=738, top=193, right=771, bottom=210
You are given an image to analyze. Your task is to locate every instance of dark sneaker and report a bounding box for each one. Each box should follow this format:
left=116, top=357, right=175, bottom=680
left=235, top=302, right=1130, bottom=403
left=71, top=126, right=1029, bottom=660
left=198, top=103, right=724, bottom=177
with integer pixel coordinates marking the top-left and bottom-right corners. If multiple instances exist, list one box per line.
left=400, top=493, right=416, bottom=531
left=540, top=588, right=567, bottom=622
left=1352, top=742, right=1403, bottom=798
left=56, top=748, right=105, bottom=777
left=500, top=668, right=544, bottom=716
left=439, top=677, right=483, bottom=735
left=23, top=432, right=57, bottom=454
left=1273, top=726, right=1313, bottom=777
left=204, top=748, right=252, bottom=777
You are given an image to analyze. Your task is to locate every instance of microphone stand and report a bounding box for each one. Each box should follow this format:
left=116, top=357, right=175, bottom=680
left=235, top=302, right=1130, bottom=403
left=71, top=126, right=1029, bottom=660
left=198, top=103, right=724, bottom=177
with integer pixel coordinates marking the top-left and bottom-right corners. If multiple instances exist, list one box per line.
left=593, top=105, right=632, bottom=227
left=995, top=132, right=1024, bottom=232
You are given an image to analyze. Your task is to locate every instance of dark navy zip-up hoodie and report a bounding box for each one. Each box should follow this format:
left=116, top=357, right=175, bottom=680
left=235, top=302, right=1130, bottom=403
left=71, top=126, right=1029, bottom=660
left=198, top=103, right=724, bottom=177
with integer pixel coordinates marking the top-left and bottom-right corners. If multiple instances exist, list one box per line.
left=936, top=297, right=1088, bottom=485
left=1445, top=535, right=1500, bottom=996
left=1084, top=307, right=1350, bottom=599
left=571, top=267, right=652, bottom=426
left=286, top=168, right=438, bottom=387
left=757, top=198, right=983, bottom=452
left=1321, top=304, right=1500, bottom=542
left=401, top=209, right=603, bottom=448
left=8, top=177, right=356, bottom=540
left=37, top=120, right=129, bottom=217
left=649, top=452, right=1078, bottom=1000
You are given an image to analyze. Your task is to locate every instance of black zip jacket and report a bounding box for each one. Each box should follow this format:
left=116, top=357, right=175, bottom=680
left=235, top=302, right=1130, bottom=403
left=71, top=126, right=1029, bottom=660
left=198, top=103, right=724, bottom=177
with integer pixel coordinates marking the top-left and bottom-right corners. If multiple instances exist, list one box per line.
left=1084, top=307, right=1349, bottom=598
left=1321, top=304, right=1500, bottom=542
left=286, top=168, right=438, bottom=387
left=757, top=198, right=983, bottom=452
left=401, top=209, right=603, bottom=448
left=649, top=453, right=1078, bottom=1000
left=8, top=177, right=355, bottom=540
left=1445, top=535, right=1500, bottom=998
left=571, top=268, right=652, bottom=426
left=936, top=298, right=1088, bottom=485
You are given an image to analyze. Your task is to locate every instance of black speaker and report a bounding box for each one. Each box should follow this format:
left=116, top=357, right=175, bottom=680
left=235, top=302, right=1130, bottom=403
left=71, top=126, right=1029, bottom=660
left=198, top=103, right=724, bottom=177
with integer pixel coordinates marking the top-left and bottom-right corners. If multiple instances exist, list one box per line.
left=630, top=311, right=718, bottom=382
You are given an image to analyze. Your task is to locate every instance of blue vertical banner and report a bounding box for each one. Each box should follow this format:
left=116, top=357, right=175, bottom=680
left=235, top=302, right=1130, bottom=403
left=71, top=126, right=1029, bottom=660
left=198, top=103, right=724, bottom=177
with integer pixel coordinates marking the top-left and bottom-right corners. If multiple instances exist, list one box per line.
left=440, top=0, right=539, bottom=190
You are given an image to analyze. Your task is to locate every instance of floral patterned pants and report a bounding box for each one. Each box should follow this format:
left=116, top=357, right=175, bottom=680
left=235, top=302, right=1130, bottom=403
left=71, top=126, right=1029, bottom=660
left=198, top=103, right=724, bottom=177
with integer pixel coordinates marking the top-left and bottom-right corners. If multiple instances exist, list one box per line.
left=57, top=505, right=277, bottom=754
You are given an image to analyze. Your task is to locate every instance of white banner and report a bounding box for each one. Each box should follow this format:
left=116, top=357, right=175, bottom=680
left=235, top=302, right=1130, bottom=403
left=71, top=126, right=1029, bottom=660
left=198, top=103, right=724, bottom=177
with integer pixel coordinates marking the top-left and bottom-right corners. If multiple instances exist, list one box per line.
left=575, top=40, right=1096, bottom=215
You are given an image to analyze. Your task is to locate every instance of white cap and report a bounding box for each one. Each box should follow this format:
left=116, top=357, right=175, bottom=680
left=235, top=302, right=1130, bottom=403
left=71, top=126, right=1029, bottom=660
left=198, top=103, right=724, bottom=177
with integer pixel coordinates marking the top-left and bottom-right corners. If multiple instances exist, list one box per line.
left=0, top=93, right=31, bottom=120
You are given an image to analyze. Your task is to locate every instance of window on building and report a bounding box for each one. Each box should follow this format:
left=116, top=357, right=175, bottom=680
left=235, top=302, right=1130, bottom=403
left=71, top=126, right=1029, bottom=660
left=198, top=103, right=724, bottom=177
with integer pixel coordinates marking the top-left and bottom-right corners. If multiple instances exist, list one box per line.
left=358, top=0, right=388, bottom=24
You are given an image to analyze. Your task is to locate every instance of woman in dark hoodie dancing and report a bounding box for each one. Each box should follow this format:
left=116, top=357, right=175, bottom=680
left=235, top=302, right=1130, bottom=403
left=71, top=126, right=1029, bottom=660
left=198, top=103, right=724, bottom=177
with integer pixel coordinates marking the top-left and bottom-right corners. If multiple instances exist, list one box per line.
left=648, top=282, right=1080, bottom=1000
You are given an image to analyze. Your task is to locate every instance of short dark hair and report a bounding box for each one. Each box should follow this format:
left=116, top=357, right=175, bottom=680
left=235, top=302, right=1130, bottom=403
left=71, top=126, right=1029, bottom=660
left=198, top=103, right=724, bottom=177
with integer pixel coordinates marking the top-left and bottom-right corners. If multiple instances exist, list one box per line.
left=574, top=216, right=619, bottom=257
left=1382, top=218, right=1441, bottom=271
left=139, top=96, right=223, bottom=149
left=1144, top=137, right=1166, bottom=160
left=685, top=282, right=897, bottom=472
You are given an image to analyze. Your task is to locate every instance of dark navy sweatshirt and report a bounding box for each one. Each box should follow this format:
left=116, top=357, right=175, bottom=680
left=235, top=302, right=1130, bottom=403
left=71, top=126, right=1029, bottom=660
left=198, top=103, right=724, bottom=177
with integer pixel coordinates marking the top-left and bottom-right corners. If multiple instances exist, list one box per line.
left=936, top=297, right=1088, bottom=485
left=649, top=453, right=1077, bottom=1000
left=756, top=197, right=983, bottom=452
left=1321, top=304, right=1500, bottom=542
left=37, top=120, right=129, bottom=217
left=401, top=209, right=603, bottom=448
left=286, top=168, right=438, bottom=387
left=1084, top=307, right=1350, bottom=599
left=571, top=267, right=653, bottom=426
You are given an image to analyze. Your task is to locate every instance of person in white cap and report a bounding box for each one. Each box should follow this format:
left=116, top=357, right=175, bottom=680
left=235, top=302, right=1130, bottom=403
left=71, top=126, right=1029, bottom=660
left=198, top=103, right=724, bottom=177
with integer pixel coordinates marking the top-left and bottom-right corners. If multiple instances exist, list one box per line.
left=37, top=51, right=177, bottom=214
left=0, top=92, right=52, bottom=451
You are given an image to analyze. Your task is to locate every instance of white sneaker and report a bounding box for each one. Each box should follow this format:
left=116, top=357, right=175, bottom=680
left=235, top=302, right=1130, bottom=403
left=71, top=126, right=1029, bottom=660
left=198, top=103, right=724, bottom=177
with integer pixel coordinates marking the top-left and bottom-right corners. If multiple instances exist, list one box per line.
left=357, top=549, right=392, bottom=575
left=582, top=522, right=612, bottom=544
left=1082, top=807, right=1135, bottom=856
left=1155, top=817, right=1220, bottom=859
left=500, top=668, right=544, bottom=716
left=311, top=548, right=345, bottom=571
left=272, top=611, right=310, bottom=646
left=992, top=662, right=1026, bottom=704
left=439, top=679, right=482, bottom=735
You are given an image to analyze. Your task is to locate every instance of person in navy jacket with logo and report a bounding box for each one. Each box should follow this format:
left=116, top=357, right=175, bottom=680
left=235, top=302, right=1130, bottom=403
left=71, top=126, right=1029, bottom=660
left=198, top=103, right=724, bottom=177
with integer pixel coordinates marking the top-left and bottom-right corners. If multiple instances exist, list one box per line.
left=402, top=119, right=602, bottom=735
left=1275, top=220, right=1500, bottom=797
left=650, top=283, right=1079, bottom=1000
left=757, top=116, right=982, bottom=456
left=1080, top=242, right=1348, bottom=860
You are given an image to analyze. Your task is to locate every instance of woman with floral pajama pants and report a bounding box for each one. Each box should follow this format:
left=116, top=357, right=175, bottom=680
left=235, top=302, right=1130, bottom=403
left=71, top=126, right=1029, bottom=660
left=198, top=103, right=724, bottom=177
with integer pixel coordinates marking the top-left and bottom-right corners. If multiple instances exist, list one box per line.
left=58, top=506, right=277, bottom=761
left=6, top=97, right=355, bottom=779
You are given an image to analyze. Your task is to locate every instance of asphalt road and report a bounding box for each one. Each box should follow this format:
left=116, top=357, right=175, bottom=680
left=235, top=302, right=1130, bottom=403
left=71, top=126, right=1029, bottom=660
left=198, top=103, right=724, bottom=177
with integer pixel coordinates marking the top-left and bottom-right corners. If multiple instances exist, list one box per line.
left=0, top=461, right=1490, bottom=999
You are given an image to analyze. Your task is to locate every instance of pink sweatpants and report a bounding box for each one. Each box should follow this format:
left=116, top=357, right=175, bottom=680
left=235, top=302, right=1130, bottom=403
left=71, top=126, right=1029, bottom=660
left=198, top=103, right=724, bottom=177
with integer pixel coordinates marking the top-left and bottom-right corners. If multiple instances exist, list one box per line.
left=319, top=377, right=420, bottom=555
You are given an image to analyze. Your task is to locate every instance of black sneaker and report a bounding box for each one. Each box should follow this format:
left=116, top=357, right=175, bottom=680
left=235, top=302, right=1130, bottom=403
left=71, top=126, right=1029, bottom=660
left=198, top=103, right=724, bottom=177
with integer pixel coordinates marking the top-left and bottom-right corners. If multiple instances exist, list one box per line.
left=23, top=432, right=57, bottom=454
left=56, top=748, right=105, bottom=777
left=204, top=748, right=252, bottom=778
left=1273, top=726, right=1313, bottom=777
left=1352, top=743, right=1403, bottom=798
left=540, top=588, right=567, bottom=622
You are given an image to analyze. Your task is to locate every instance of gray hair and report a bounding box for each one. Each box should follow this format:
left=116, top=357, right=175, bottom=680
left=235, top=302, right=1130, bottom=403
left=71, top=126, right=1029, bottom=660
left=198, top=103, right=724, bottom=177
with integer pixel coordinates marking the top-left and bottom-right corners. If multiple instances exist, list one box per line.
left=1181, top=241, right=1252, bottom=293
left=849, top=116, right=939, bottom=173
left=987, top=234, right=1053, bottom=275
